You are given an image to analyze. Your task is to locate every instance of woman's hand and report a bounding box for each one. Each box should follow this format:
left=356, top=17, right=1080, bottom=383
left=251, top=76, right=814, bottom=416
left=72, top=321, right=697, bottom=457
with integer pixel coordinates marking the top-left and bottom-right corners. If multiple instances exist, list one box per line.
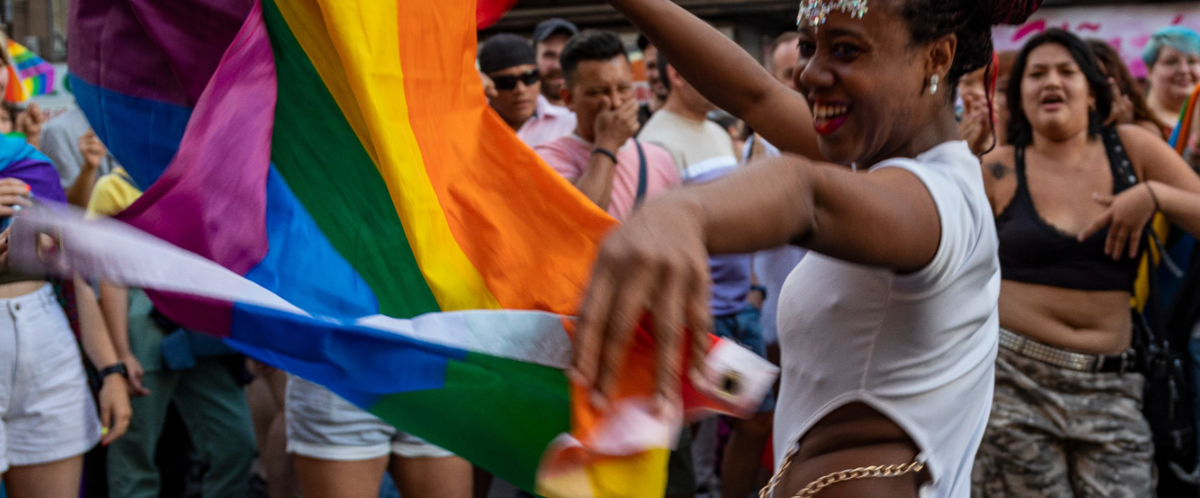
left=1080, top=183, right=1157, bottom=260
left=16, top=103, right=44, bottom=149
left=1105, top=77, right=1135, bottom=127
left=958, top=95, right=992, bottom=155
left=0, top=177, right=32, bottom=217
left=99, top=374, right=133, bottom=446
left=79, top=131, right=107, bottom=172
left=121, top=354, right=152, bottom=397
left=571, top=196, right=712, bottom=411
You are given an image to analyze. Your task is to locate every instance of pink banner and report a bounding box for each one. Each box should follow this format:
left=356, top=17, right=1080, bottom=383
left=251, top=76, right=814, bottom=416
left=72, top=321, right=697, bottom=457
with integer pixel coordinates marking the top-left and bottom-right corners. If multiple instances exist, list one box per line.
left=993, top=5, right=1200, bottom=79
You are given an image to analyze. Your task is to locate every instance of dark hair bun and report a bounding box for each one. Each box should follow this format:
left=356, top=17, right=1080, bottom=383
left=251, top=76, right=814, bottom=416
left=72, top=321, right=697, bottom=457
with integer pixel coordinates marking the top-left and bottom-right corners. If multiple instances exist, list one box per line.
left=986, top=0, right=1043, bottom=26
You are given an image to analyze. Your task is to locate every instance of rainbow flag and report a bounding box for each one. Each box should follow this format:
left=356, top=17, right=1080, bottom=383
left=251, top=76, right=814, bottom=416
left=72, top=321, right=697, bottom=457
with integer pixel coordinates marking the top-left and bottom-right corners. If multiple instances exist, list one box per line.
left=5, top=40, right=54, bottom=102
left=64, top=1, right=776, bottom=495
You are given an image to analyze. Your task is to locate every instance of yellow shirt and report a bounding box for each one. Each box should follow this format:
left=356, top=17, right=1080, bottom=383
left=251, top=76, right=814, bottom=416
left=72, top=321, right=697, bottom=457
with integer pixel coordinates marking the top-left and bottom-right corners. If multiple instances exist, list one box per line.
left=86, top=167, right=142, bottom=218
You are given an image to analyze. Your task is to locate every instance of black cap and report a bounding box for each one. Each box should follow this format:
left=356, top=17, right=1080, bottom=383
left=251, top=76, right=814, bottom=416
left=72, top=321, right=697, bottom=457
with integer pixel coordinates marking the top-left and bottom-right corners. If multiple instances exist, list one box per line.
left=532, top=18, right=579, bottom=44
left=479, top=33, right=537, bottom=74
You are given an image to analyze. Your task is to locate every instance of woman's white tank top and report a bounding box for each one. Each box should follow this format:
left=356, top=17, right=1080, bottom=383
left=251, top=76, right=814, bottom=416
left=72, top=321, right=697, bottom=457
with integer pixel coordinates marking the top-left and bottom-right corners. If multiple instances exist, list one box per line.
left=774, top=140, right=1000, bottom=498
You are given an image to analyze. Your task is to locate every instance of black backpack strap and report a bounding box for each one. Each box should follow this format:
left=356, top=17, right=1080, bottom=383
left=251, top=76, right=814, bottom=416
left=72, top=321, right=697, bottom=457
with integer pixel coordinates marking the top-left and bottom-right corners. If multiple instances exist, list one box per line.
left=634, top=139, right=648, bottom=208
left=1101, top=126, right=1139, bottom=192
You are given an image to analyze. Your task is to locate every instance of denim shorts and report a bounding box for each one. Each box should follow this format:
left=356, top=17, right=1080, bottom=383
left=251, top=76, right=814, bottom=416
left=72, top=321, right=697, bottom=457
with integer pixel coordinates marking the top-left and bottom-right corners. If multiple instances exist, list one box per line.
left=712, top=305, right=775, bottom=413
left=285, top=375, right=454, bottom=460
left=0, top=284, right=101, bottom=471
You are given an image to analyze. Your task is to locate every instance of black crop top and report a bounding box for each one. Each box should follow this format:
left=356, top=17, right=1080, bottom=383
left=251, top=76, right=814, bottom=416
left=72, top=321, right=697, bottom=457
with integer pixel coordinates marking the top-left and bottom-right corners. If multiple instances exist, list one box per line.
left=996, top=128, right=1143, bottom=292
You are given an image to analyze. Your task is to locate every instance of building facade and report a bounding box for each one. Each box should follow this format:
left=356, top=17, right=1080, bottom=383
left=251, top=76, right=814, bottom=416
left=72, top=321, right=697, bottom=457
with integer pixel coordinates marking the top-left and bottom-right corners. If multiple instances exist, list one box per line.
left=484, top=0, right=1198, bottom=64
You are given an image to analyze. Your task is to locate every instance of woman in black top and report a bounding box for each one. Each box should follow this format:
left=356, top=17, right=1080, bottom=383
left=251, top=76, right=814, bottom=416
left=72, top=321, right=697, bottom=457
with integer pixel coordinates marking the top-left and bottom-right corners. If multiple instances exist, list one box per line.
left=974, top=29, right=1200, bottom=496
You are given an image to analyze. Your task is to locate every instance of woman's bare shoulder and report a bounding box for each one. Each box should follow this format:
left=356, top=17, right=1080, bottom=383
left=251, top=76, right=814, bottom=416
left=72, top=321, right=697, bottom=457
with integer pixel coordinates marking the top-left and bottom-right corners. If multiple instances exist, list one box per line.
left=1116, top=123, right=1169, bottom=149
left=1133, top=120, right=1167, bottom=139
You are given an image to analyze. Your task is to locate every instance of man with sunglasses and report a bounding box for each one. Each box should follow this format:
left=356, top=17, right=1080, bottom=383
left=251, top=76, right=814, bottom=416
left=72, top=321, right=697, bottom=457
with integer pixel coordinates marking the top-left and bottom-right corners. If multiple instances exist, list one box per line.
left=479, top=33, right=576, bottom=148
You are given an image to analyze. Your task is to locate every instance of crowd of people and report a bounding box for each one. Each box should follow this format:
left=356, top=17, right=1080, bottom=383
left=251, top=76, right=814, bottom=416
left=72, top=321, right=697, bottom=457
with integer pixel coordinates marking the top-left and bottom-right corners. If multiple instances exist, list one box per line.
left=0, top=0, right=1199, bottom=497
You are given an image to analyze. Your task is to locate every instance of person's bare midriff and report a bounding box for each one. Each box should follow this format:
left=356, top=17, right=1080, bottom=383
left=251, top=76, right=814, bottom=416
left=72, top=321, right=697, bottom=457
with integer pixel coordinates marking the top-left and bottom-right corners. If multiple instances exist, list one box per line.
left=1000, top=279, right=1134, bottom=355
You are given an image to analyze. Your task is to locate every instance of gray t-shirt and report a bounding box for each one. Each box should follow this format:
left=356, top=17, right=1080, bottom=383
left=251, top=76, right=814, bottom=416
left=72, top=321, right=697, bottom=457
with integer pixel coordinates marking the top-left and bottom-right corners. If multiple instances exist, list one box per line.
left=40, top=107, right=114, bottom=188
left=639, top=109, right=737, bottom=181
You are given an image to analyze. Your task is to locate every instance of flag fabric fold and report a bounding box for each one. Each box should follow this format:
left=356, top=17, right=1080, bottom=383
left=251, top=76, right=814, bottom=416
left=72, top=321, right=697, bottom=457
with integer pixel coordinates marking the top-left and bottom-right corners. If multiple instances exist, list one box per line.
left=61, top=0, right=779, bottom=495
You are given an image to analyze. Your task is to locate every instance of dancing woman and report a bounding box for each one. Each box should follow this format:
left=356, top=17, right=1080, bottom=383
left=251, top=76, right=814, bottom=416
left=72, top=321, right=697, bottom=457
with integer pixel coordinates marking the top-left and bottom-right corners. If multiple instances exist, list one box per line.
left=570, top=0, right=1039, bottom=496
left=973, top=29, right=1200, bottom=497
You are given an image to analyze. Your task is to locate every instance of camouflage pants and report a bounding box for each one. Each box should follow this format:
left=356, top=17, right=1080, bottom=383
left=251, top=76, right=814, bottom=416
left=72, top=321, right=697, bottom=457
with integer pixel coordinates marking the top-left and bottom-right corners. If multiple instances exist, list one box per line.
left=972, top=347, right=1155, bottom=497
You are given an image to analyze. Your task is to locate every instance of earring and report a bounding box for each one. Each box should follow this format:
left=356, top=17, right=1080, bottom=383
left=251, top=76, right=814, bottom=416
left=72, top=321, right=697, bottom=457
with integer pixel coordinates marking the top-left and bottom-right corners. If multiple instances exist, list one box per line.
left=930, top=75, right=939, bottom=95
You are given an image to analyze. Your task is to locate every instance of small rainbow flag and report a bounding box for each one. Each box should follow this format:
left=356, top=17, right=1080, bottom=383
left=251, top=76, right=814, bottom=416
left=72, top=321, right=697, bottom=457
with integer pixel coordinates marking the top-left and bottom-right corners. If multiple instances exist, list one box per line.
left=64, top=1, right=777, bottom=496
left=5, top=40, right=54, bottom=102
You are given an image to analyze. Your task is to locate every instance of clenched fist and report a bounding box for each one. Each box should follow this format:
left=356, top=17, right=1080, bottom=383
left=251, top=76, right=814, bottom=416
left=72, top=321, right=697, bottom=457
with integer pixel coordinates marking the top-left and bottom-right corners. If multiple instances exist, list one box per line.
left=80, top=131, right=107, bottom=172
left=15, top=103, right=44, bottom=149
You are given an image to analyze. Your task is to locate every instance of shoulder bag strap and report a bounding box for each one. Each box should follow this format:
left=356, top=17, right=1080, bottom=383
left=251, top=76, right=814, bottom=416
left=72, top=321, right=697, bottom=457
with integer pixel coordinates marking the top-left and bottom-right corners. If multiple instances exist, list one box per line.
left=634, top=139, right=648, bottom=208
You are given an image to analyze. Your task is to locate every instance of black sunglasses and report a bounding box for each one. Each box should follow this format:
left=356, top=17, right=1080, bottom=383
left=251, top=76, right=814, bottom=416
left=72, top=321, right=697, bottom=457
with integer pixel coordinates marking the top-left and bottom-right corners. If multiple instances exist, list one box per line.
left=490, top=69, right=539, bottom=91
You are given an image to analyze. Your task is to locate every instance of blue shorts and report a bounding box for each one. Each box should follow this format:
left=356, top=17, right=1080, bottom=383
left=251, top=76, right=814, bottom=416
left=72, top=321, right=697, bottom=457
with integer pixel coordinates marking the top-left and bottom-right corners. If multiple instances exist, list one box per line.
left=712, top=305, right=775, bottom=413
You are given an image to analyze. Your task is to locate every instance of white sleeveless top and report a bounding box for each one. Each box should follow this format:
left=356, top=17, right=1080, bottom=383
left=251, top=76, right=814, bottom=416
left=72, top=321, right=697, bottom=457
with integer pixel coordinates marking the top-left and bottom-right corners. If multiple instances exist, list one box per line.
left=774, top=141, right=999, bottom=498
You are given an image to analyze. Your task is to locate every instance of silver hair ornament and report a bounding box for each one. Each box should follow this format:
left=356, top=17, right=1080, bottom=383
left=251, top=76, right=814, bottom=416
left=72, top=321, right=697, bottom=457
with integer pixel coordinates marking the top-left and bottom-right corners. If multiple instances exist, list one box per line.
left=797, top=0, right=869, bottom=27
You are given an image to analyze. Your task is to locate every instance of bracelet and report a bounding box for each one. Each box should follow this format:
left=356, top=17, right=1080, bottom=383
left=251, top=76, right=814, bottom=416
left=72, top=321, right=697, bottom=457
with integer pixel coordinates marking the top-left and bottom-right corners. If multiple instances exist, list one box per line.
left=591, top=147, right=618, bottom=164
left=99, top=362, right=128, bottom=380
left=750, top=285, right=768, bottom=300
left=1146, top=182, right=1160, bottom=212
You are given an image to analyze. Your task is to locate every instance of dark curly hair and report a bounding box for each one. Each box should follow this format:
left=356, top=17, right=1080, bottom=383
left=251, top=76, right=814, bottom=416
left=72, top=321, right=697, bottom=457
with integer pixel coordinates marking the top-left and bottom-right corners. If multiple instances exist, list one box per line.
left=900, top=0, right=1040, bottom=101
left=560, top=30, right=629, bottom=87
left=1006, top=29, right=1113, bottom=147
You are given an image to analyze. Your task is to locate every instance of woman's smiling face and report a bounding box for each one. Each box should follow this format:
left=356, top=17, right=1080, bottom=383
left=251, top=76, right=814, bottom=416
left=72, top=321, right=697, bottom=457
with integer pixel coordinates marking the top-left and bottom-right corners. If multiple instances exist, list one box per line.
left=1148, top=45, right=1200, bottom=105
left=794, top=0, right=947, bottom=166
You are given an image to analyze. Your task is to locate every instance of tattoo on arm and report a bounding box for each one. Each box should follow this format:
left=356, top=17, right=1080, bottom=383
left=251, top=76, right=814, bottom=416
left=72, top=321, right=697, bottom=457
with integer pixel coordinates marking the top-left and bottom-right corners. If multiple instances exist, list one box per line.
left=989, top=162, right=1011, bottom=180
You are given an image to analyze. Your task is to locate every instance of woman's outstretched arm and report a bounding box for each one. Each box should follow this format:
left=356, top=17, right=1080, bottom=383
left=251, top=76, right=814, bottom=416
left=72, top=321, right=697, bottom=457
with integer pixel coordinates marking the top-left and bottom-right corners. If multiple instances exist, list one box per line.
left=572, top=154, right=941, bottom=409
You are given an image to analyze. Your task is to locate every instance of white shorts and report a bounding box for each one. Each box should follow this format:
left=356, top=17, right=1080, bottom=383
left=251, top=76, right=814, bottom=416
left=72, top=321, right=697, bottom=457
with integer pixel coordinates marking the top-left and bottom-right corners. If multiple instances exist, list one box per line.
left=285, top=375, right=454, bottom=460
left=0, top=284, right=102, bottom=472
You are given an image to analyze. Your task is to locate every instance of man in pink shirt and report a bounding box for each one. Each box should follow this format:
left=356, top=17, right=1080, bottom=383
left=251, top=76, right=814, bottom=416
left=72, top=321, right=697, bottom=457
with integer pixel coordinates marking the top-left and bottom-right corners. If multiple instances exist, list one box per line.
left=535, top=30, right=679, bottom=221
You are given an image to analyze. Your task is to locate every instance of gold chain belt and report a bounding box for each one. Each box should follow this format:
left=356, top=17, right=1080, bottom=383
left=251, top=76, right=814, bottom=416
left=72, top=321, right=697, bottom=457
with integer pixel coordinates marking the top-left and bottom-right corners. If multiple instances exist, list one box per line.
left=759, top=451, right=925, bottom=498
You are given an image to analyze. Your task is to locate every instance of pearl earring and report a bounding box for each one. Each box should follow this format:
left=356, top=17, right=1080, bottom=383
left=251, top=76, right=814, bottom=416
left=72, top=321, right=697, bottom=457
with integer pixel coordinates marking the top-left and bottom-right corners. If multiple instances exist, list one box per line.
left=930, top=75, right=939, bottom=95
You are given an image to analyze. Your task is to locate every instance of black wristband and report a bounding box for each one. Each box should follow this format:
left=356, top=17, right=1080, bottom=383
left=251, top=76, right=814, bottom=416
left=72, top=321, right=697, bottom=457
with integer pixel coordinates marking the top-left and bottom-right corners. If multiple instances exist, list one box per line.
left=750, top=284, right=768, bottom=300
left=99, top=362, right=128, bottom=380
left=591, top=147, right=618, bottom=164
